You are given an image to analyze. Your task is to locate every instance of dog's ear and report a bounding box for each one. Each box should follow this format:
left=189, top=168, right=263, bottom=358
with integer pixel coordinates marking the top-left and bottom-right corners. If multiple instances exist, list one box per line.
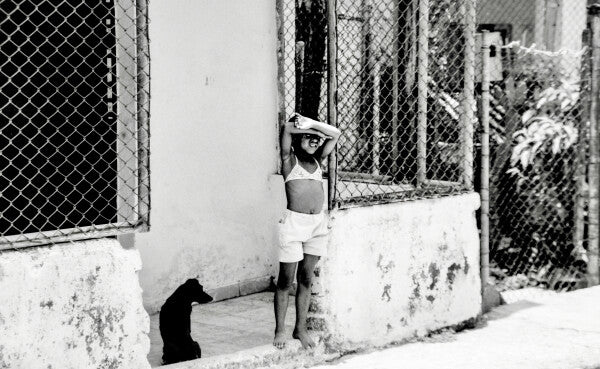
left=184, top=278, right=200, bottom=287
left=184, top=278, right=213, bottom=304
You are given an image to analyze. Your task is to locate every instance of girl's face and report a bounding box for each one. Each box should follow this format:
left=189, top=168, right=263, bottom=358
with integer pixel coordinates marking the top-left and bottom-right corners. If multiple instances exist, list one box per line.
left=299, top=133, right=323, bottom=155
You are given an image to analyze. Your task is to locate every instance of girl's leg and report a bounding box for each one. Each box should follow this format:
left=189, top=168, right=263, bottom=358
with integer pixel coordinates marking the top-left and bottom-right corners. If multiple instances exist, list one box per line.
left=293, top=254, right=320, bottom=349
left=274, top=261, right=297, bottom=348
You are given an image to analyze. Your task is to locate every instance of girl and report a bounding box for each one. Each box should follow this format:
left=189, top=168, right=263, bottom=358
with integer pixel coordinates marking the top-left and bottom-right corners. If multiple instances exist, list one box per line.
left=274, top=113, right=341, bottom=349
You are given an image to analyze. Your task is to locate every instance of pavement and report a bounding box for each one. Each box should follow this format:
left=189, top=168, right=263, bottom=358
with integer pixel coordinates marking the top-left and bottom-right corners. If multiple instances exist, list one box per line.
left=310, top=286, right=600, bottom=369
left=147, top=287, right=600, bottom=369
left=147, top=292, right=297, bottom=367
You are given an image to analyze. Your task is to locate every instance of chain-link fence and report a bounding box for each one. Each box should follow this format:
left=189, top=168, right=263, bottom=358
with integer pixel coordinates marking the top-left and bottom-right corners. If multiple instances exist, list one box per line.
left=0, top=0, right=150, bottom=249
left=279, top=0, right=599, bottom=293
left=477, top=0, right=592, bottom=292
left=278, top=0, right=330, bottom=154
left=279, top=0, right=478, bottom=209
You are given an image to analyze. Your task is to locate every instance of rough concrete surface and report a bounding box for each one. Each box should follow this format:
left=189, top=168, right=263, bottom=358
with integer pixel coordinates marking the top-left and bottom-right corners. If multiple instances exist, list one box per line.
left=322, top=193, right=481, bottom=344
left=0, top=239, right=150, bottom=369
left=309, top=286, right=600, bottom=369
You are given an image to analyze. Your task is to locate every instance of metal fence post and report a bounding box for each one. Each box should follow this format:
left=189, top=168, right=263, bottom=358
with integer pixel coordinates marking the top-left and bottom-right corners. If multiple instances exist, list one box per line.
left=391, top=0, right=400, bottom=177
left=327, top=0, right=338, bottom=210
left=136, top=0, right=151, bottom=229
left=416, top=0, right=429, bottom=186
left=461, top=0, right=476, bottom=190
left=480, top=30, right=491, bottom=295
left=588, top=4, right=600, bottom=286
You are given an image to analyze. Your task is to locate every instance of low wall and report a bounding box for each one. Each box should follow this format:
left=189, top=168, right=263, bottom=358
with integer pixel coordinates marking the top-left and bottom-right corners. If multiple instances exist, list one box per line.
left=0, top=239, right=150, bottom=369
left=321, top=193, right=481, bottom=345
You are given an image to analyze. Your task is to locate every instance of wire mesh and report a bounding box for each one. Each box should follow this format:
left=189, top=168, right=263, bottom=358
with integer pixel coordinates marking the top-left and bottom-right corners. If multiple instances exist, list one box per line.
left=0, top=0, right=150, bottom=249
left=334, top=0, right=477, bottom=207
left=477, top=0, right=590, bottom=291
left=280, top=0, right=477, bottom=208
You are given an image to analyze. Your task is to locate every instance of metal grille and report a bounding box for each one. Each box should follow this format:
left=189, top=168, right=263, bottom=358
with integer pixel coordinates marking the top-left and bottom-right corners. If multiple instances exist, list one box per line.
left=279, top=0, right=477, bottom=209
left=478, top=0, right=591, bottom=291
left=334, top=0, right=476, bottom=206
left=0, top=0, right=150, bottom=249
left=278, top=0, right=330, bottom=152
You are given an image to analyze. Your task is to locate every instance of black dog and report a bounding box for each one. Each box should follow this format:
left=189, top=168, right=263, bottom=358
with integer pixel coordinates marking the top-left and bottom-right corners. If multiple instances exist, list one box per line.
left=159, top=279, right=213, bottom=365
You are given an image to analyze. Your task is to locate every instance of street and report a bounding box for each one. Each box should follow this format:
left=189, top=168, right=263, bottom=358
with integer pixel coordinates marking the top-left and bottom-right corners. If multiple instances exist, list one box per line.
left=310, top=287, right=600, bottom=369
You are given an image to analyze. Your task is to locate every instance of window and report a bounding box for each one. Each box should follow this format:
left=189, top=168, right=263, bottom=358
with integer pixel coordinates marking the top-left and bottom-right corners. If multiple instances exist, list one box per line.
left=0, top=0, right=149, bottom=248
left=278, top=0, right=477, bottom=208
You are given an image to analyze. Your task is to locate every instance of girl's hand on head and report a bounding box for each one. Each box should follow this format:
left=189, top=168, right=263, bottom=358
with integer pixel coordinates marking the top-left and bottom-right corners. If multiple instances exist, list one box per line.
left=294, top=114, right=313, bottom=130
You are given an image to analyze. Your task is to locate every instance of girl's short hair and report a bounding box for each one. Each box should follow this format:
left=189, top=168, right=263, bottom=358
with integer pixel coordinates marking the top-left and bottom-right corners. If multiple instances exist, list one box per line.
left=291, top=134, right=302, bottom=153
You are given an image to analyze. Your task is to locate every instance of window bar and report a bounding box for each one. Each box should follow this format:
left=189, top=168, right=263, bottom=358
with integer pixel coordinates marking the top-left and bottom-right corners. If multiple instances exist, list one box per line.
left=327, top=0, right=338, bottom=210
left=417, top=0, right=429, bottom=186
left=461, top=0, right=476, bottom=190
left=115, top=0, right=139, bottom=225
left=587, top=4, right=600, bottom=286
left=371, top=43, right=381, bottom=176
left=137, top=0, right=151, bottom=229
left=391, top=0, right=400, bottom=178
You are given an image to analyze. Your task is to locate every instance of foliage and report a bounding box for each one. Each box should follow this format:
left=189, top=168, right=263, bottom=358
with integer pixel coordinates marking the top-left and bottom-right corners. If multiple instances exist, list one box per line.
left=491, top=44, right=587, bottom=290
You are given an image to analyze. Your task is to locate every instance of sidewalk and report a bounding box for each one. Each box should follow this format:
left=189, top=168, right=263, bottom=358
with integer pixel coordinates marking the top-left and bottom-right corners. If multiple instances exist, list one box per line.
left=147, top=292, right=296, bottom=367
left=310, top=286, right=600, bottom=369
left=147, top=287, right=600, bottom=369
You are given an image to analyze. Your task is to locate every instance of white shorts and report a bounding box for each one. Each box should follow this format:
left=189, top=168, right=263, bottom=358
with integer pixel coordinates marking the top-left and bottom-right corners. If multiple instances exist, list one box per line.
left=278, top=209, right=330, bottom=263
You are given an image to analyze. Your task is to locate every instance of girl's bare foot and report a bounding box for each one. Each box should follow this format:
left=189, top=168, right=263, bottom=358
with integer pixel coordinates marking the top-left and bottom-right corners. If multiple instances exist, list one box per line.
left=292, top=328, right=316, bottom=349
left=273, top=331, right=287, bottom=349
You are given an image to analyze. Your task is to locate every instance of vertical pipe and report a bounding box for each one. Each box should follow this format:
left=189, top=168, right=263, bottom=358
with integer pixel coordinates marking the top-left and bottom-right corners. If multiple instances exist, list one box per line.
left=461, top=0, right=476, bottom=190
left=574, top=31, right=591, bottom=265
left=327, top=0, right=338, bottom=210
left=416, top=0, right=429, bottom=186
left=391, top=0, right=400, bottom=177
left=480, top=30, right=491, bottom=297
left=136, top=0, right=151, bottom=229
left=276, top=0, right=286, bottom=163
left=535, top=0, right=546, bottom=47
left=587, top=4, right=600, bottom=286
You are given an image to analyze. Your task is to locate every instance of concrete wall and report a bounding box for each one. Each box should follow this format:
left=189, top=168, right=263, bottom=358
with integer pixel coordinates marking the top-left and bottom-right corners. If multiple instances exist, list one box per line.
left=136, top=0, right=283, bottom=313
left=320, top=193, right=481, bottom=345
left=477, top=0, right=536, bottom=45
left=0, top=239, right=149, bottom=369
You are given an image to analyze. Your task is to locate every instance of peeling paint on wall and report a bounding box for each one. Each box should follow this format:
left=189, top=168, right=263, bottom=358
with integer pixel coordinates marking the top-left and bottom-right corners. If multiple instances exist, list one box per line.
left=428, top=263, right=440, bottom=290
left=447, top=263, right=462, bottom=290
left=0, top=239, right=150, bottom=369
left=381, top=284, right=392, bottom=302
left=322, top=193, right=482, bottom=344
left=377, top=255, right=395, bottom=276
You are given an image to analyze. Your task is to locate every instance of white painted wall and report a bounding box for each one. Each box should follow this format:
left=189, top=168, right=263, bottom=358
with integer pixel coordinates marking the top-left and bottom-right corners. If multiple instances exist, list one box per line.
left=320, top=193, right=481, bottom=345
left=136, top=0, right=284, bottom=313
left=0, top=240, right=149, bottom=369
left=557, top=0, right=587, bottom=51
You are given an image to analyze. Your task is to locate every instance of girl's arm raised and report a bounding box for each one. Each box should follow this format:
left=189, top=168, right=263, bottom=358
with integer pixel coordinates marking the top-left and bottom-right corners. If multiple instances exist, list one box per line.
left=281, top=116, right=331, bottom=172
left=294, top=114, right=341, bottom=159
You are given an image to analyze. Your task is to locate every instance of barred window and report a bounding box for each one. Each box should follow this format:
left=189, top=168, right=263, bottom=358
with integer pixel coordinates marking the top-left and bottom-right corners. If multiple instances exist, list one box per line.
left=0, top=0, right=150, bottom=249
left=279, top=0, right=477, bottom=208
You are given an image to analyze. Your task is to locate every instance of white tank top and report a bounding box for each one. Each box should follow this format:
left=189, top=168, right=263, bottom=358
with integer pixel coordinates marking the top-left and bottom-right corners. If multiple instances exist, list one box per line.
left=284, top=155, right=323, bottom=183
